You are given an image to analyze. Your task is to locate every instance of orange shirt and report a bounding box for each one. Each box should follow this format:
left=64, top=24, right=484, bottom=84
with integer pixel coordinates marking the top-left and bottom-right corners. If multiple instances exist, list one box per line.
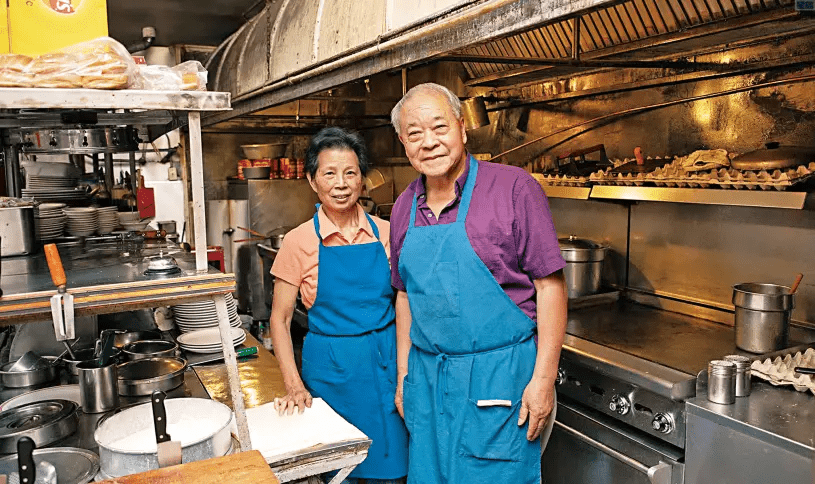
left=270, top=204, right=391, bottom=309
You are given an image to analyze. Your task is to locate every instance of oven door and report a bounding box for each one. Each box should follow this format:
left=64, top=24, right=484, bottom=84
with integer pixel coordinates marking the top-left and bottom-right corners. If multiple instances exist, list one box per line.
left=542, top=397, right=685, bottom=484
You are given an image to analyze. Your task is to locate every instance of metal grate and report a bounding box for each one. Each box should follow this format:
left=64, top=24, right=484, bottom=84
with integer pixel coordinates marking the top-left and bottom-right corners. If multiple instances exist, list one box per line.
left=458, top=0, right=795, bottom=81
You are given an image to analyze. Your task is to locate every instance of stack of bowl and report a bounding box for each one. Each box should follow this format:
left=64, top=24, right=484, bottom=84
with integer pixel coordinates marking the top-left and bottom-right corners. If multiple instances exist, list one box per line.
left=63, top=207, right=98, bottom=237
left=96, top=207, right=119, bottom=234
left=33, top=203, right=67, bottom=241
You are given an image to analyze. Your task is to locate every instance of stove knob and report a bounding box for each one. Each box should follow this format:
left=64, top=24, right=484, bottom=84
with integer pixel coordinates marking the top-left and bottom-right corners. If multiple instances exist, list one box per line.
left=652, top=413, right=675, bottom=434
left=555, top=368, right=566, bottom=386
left=608, top=395, right=630, bottom=415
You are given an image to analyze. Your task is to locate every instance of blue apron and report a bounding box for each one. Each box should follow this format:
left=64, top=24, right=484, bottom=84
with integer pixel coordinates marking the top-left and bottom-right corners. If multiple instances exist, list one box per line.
left=398, top=158, right=541, bottom=484
left=301, top=207, right=408, bottom=480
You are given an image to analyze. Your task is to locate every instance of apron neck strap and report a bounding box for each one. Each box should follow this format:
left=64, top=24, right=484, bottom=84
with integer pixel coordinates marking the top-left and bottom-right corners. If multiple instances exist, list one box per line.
left=408, top=156, right=478, bottom=228
left=313, top=204, right=381, bottom=242
left=455, top=156, right=478, bottom=224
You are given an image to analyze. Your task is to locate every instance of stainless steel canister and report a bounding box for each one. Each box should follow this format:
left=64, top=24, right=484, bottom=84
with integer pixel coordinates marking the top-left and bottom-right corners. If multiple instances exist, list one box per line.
left=732, top=283, right=794, bottom=353
left=77, top=360, right=119, bottom=413
left=707, top=360, right=736, bottom=404
left=724, top=355, right=752, bottom=397
left=558, top=235, right=607, bottom=299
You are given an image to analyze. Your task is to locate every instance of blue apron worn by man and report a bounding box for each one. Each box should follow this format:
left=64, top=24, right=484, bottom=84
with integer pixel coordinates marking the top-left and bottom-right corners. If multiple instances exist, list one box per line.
left=389, top=83, right=568, bottom=484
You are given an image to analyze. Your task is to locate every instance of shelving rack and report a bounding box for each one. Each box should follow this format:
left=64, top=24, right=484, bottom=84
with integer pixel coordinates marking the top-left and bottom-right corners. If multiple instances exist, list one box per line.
left=0, top=88, right=253, bottom=451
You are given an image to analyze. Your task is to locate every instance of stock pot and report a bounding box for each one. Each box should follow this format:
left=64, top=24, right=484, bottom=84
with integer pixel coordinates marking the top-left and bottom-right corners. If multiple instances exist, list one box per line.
left=558, top=236, right=607, bottom=299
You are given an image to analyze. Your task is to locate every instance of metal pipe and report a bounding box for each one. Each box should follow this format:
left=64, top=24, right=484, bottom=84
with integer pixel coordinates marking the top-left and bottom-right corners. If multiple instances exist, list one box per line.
left=92, top=153, right=99, bottom=177
left=490, top=72, right=815, bottom=161
left=129, top=151, right=137, bottom=196
left=440, top=54, right=729, bottom=70
left=104, top=153, right=114, bottom=193
left=3, top=144, right=20, bottom=198
left=571, top=17, right=580, bottom=60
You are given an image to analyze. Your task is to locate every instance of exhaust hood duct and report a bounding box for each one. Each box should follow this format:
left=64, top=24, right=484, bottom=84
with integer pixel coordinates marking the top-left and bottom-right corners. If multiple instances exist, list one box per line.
left=461, top=97, right=490, bottom=130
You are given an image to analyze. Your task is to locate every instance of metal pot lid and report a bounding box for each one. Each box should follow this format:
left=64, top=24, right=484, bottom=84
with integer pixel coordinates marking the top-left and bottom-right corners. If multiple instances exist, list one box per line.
left=0, top=448, right=99, bottom=484
left=0, top=400, right=76, bottom=436
left=731, top=142, right=815, bottom=171
left=146, top=255, right=179, bottom=271
left=558, top=235, right=606, bottom=262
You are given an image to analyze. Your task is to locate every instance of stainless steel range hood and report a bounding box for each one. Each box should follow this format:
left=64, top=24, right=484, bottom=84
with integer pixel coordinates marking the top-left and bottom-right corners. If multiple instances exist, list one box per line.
left=205, top=0, right=811, bottom=126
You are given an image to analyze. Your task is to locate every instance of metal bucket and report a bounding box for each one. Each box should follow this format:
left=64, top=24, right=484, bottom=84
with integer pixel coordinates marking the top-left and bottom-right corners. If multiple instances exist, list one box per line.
left=94, top=398, right=232, bottom=478
left=732, top=283, right=794, bottom=353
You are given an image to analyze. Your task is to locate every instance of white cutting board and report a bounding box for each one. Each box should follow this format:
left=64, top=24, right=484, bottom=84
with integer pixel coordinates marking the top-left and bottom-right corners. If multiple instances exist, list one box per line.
left=235, top=398, right=368, bottom=463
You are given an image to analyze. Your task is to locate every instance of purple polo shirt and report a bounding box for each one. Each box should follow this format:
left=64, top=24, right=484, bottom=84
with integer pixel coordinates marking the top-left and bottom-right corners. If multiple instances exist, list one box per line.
left=390, top=156, right=565, bottom=321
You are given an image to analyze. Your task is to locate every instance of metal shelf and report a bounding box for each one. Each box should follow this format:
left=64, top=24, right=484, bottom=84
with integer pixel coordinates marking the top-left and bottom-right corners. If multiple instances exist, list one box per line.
left=541, top=185, right=592, bottom=200
left=589, top=186, right=809, bottom=210
left=0, top=88, right=230, bottom=111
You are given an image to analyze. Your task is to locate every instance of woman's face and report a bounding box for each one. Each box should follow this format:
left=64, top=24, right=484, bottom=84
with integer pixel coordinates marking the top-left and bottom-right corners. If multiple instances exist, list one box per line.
left=307, top=148, right=363, bottom=214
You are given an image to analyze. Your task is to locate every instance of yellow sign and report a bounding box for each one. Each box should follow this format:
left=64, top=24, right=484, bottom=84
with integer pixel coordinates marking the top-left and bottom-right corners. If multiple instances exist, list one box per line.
left=8, top=0, right=107, bottom=56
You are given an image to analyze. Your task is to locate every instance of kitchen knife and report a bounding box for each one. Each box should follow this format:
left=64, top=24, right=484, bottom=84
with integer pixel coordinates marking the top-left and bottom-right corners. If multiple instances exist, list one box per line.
left=17, top=437, right=35, bottom=484
left=151, top=391, right=182, bottom=468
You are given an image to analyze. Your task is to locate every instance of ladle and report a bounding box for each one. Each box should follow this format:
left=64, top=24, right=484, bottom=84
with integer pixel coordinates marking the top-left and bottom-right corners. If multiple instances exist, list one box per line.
left=790, top=273, right=804, bottom=294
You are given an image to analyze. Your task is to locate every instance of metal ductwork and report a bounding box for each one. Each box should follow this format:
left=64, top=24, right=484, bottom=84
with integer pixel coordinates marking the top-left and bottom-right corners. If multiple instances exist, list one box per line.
left=205, top=0, right=812, bottom=125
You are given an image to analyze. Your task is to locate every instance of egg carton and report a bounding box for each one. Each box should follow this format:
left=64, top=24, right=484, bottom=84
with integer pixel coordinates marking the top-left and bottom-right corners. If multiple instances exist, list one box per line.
left=531, top=172, right=590, bottom=187
left=589, top=158, right=815, bottom=191
left=750, top=348, right=815, bottom=394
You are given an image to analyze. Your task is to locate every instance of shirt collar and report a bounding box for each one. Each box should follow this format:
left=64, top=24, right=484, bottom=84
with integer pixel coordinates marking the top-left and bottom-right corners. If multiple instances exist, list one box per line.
left=416, top=154, right=471, bottom=202
left=317, top=203, right=374, bottom=240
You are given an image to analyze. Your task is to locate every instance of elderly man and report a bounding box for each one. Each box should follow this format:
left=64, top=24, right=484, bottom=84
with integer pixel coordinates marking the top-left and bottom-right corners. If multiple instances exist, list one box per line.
left=389, top=83, right=567, bottom=484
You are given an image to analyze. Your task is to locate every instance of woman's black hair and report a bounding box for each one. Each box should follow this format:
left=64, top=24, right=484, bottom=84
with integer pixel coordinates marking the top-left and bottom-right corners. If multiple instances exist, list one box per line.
left=305, top=127, right=369, bottom=178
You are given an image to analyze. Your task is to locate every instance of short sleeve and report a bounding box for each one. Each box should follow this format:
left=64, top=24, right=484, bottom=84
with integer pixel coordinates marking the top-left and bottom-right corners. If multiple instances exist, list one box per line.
left=513, top=175, right=566, bottom=279
left=389, top=186, right=415, bottom=291
left=270, top=231, right=304, bottom=287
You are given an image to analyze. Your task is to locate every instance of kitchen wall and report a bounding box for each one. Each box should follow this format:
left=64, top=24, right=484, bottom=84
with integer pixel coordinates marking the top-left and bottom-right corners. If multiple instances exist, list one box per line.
left=461, top=34, right=815, bottom=328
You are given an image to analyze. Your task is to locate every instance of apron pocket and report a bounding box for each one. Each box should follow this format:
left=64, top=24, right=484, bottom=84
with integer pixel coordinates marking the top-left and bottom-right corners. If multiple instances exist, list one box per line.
left=458, top=399, right=523, bottom=462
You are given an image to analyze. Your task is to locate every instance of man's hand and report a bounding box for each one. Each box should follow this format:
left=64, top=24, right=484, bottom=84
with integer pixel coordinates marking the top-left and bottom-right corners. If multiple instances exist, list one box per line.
left=517, top=376, right=555, bottom=441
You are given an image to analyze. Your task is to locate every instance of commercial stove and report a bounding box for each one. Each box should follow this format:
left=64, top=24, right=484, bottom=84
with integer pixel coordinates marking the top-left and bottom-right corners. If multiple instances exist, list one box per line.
left=543, top=299, right=751, bottom=484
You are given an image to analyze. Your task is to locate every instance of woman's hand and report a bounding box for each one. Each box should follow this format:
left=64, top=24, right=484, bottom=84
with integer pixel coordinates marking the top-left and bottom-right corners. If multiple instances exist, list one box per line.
left=395, top=374, right=405, bottom=419
left=274, top=386, right=313, bottom=416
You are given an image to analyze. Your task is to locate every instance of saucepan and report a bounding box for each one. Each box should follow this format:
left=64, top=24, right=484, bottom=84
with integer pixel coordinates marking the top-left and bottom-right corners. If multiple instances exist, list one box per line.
left=122, top=340, right=178, bottom=361
left=117, top=357, right=187, bottom=396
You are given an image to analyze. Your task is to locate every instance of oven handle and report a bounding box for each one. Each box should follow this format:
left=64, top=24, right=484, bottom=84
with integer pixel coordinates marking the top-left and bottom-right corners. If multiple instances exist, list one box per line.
left=553, top=421, right=673, bottom=484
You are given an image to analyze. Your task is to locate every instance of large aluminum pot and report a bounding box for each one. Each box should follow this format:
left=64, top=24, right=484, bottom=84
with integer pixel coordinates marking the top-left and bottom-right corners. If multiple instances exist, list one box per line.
left=110, top=330, right=161, bottom=349
left=121, top=340, right=178, bottom=361
left=94, top=398, right=232, bottom=478
left=733, top=283, right=795, bottom=353
left=558, top=236, right=607, bottom=299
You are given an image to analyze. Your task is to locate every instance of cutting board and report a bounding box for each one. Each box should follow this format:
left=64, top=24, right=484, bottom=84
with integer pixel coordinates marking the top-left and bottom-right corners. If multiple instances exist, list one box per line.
left=96, top=450, right=279, bottom=484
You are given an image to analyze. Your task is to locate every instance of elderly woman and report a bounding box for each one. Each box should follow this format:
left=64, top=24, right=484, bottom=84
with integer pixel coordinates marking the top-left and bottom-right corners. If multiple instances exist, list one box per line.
left=269, top=127, right=408, bottom=484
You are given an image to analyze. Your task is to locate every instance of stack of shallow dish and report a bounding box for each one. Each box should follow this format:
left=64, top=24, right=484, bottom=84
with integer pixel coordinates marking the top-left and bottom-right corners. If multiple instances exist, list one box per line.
left=96, top=206, right=119, bottom=234
left=171, top=293, right=241, bottom=333
left=33, top=202, right=67, bottom=240
left=177, top=327, right=246, bottom=354
left=22, top=174, right=86, bottom=203
left=63, top=207, right=97, bottom=236
left=118, top=211, right=151, bottom=232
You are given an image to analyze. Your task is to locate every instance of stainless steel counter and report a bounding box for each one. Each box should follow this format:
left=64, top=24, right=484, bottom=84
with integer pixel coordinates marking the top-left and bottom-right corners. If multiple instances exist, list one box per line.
left=687, top=381, right=815, bottom=456
left=685, top=381, right=815, bottom=483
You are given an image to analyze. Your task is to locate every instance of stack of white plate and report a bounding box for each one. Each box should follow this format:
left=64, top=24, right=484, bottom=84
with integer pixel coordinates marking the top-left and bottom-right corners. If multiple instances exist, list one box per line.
left=26, top=175, right=78, bottom=190
left=33, top=203, right=67, bottom=241
left=177, top=327, right=246, bottom=354
left=96, top=207, right=119, bottom=235
left=63, top=207, right=98, bottom=237
left=171, top=293, right=241, bottom=333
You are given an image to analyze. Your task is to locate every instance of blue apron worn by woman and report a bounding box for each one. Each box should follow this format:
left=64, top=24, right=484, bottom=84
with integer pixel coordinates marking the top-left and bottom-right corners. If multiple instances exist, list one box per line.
left=398, top=159, right=542, bottom=484
left=301, top=207, right=409, bottom=481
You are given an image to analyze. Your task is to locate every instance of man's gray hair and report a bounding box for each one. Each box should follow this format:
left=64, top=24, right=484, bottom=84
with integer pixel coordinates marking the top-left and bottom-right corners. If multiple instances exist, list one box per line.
left=390, top=83, right=462, bottom=134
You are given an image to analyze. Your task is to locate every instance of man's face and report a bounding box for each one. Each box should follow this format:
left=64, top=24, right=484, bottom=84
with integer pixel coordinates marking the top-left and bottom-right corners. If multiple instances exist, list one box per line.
left=398, top=92, right=467, bottom=179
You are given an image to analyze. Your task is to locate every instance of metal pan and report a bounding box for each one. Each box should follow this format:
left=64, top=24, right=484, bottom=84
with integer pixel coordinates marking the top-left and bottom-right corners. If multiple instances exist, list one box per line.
left=117, top=357, right=187, bottom=396
left=122, top=340, right=178, bottom=361
left=0, top=357, right=59, bottom=388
